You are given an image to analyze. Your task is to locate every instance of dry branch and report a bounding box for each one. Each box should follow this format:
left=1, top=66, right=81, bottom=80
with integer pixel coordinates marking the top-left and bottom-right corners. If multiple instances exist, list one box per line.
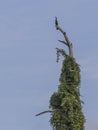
left=58, top=40, right=67, bottom=46
left=55, top=17, right=73, bottom=57
left=36, top=110, right=55, bottom=116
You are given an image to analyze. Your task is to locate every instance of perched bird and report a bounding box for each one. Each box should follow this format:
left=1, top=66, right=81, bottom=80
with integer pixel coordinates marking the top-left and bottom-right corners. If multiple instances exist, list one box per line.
left=55, top=17, right=58, bottom=26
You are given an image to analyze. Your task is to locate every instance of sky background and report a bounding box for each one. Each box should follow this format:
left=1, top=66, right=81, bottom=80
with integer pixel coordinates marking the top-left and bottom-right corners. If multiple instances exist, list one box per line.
left=0, top=0, right=98, bottom=130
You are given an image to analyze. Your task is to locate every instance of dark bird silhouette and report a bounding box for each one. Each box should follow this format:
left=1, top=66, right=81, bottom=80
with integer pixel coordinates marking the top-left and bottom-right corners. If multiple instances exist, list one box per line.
left=55, top=17, right=58, bottom=26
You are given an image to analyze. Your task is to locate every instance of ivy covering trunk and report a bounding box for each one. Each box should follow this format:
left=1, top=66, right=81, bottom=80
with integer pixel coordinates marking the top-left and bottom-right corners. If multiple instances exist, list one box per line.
left=50, top=56, right=85, bottom=130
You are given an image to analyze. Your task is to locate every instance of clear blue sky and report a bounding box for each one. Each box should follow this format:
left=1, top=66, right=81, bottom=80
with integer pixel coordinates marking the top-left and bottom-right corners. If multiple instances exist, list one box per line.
left=0, top=0, right=98, bottom=130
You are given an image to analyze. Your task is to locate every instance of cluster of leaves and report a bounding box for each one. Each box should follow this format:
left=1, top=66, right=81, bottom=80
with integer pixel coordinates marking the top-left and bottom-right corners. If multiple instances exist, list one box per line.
left=49, top=52, right=85, bottom=130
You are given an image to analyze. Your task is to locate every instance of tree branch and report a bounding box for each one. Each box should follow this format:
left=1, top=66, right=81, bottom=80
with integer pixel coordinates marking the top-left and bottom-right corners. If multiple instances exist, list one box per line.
left=35, top=110, right=55, bottom=116
left=55, top=17, right=73, bottom=57
left=56, top=48, right=68, bottom=62
left=58, top=40, right=67, bottom=46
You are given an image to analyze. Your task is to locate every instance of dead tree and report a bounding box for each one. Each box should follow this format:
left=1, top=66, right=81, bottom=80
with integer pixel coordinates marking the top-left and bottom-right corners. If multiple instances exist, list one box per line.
left=35, top=17, right=74, bottom=117
left=55, top=17, right=73, bottom=58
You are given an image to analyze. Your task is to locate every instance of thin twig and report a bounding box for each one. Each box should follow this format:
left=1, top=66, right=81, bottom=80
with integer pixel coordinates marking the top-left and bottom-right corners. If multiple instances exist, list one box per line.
left=58, top=40, right=67, bottom=46
left=56, top=48, right=67, bottom=57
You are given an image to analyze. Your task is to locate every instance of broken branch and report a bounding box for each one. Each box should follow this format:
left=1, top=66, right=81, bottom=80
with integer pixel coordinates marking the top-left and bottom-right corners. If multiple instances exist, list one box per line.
left=35, top=110, right=55, bottom=116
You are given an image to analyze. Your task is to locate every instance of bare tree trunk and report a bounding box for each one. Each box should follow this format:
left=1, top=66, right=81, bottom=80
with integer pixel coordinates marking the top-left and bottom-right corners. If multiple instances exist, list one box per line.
left=55, top=17, right=73, bottom=57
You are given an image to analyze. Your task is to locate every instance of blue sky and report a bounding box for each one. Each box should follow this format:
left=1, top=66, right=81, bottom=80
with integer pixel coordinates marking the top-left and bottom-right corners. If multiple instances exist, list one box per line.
left=0, top=0, right=98, bottom=130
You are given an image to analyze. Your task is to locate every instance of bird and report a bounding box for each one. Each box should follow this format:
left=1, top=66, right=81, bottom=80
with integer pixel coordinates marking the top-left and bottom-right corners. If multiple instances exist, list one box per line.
left=55, top=16, right=58, bottom=26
